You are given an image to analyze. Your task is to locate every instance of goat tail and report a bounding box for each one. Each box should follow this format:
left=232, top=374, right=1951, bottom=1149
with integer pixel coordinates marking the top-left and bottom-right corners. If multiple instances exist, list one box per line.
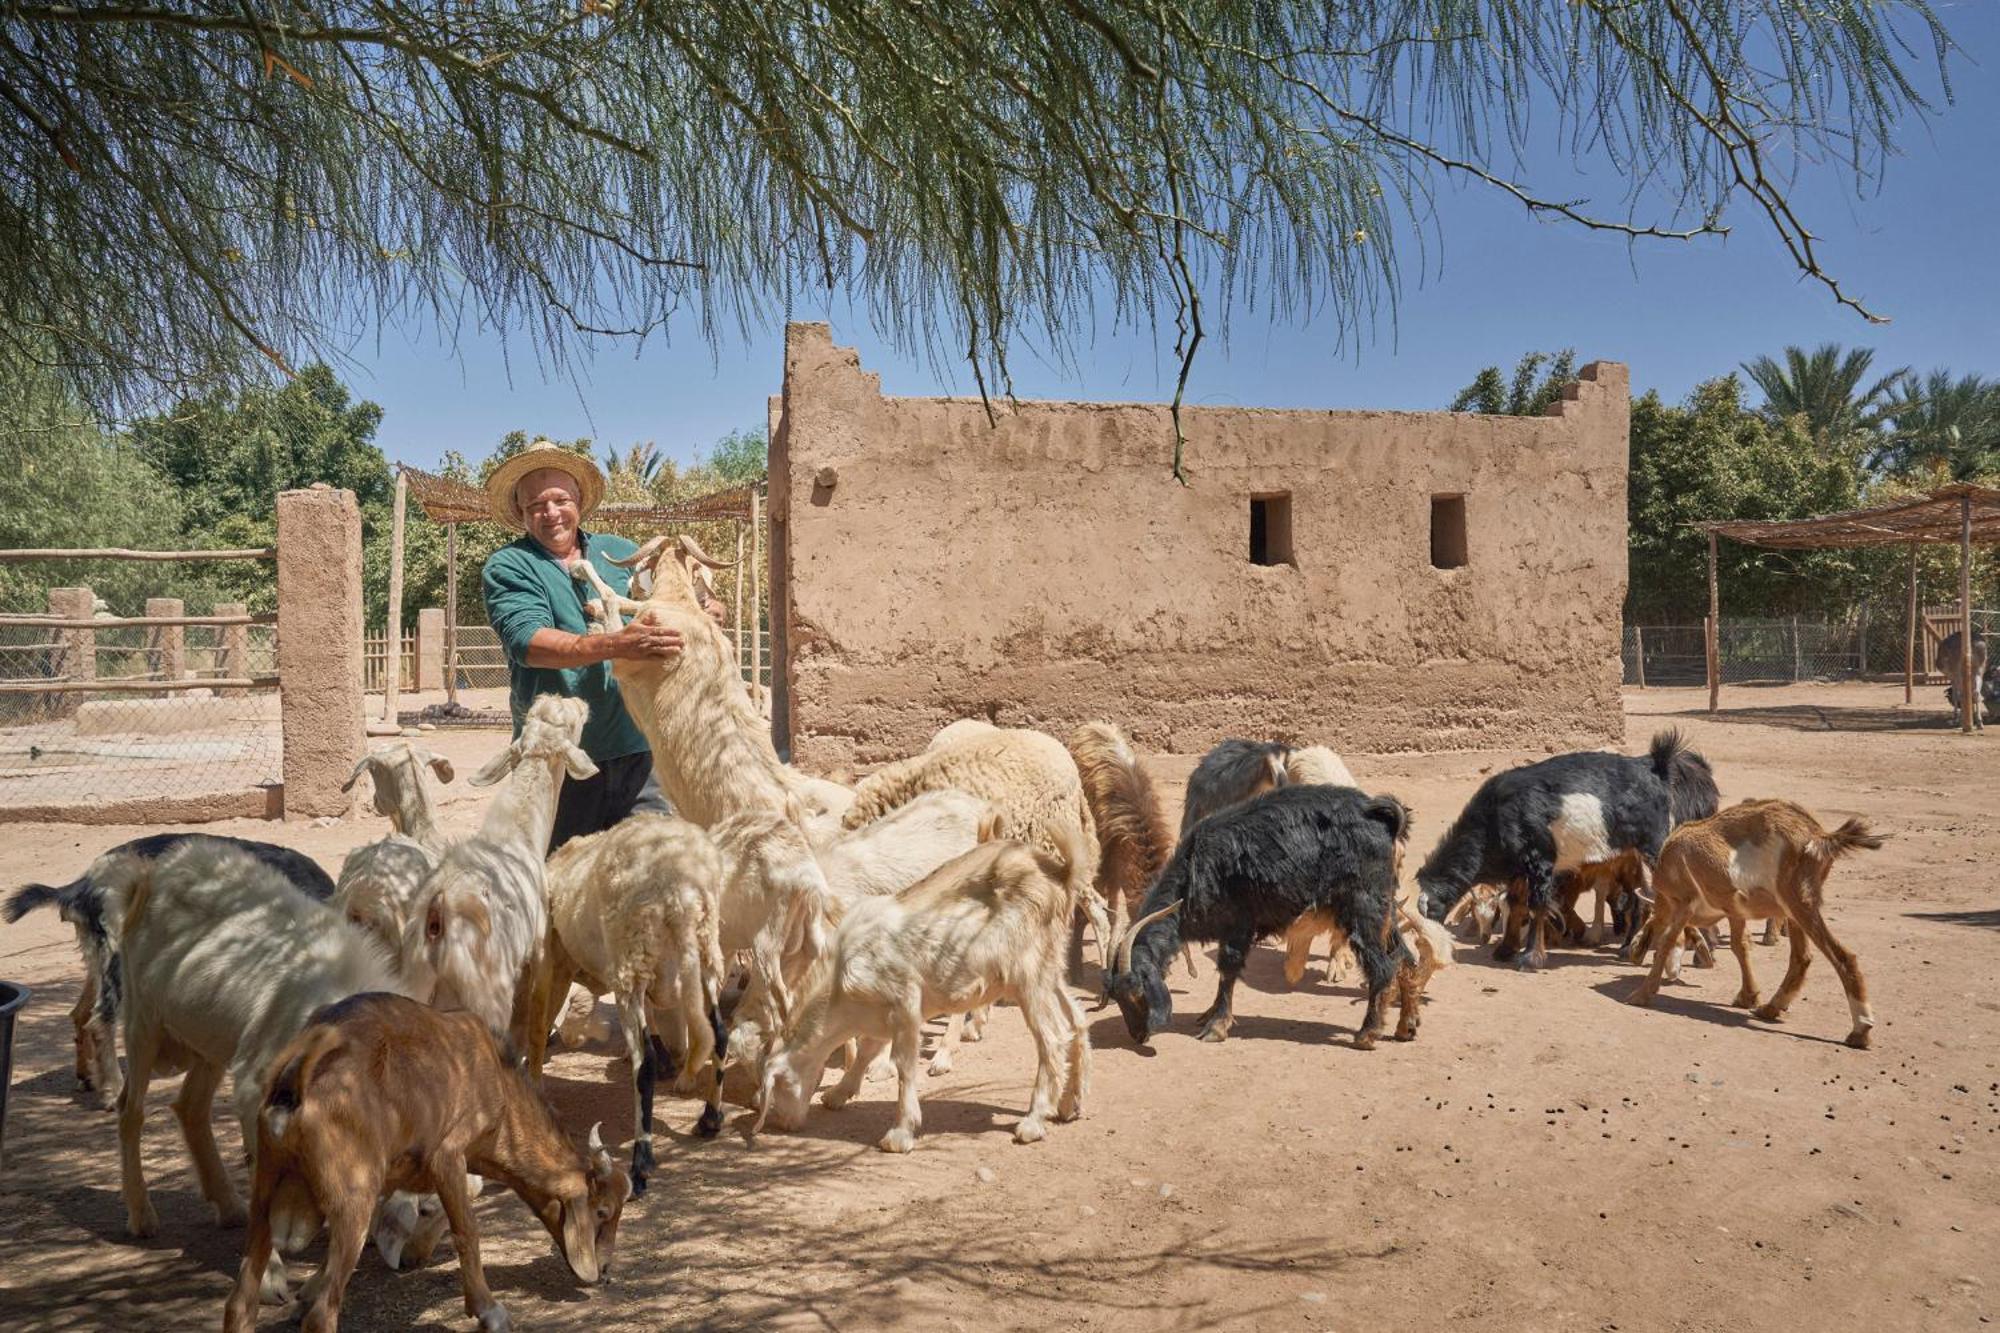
left=1648, top=728, right=1720, bottom=824
left=259, top=1033, right=334, bottom=1259
left=1812, top=818, right=1886, bottom=862
left=2, top=878, right=82, bottom=924
left=1361, top=794, right=1412, bottom=845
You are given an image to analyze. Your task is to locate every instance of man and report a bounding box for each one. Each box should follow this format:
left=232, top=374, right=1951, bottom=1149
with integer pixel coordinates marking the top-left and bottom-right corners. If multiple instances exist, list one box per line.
left=481, top=441, right=726, bottom=852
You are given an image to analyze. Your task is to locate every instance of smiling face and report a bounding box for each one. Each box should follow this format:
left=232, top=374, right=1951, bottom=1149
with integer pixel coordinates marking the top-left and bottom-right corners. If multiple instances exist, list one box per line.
left=516, top=467, right=583, bottom=556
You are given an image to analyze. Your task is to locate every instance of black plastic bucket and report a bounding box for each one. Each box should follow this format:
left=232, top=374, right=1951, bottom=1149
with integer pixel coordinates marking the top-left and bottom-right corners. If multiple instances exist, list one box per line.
left=0, top=981, right=28, bottom=1164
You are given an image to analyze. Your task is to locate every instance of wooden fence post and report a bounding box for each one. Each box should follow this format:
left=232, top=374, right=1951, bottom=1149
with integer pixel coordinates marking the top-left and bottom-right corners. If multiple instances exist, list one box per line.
left=376, top=470, right=408, bottom=733
left=1905, top=543, right=1918, bottom=704
left=1791, top=613, right=1803, bottom=682
left=1634, top=626, right=1646, bottom=689
left=444, top=523, right=460, bottom=707
left=215, top=601, right=248, bottom=697
left=146, top=597, right=185, bottom=693
left=1961, top=496, right=1975, bottom=734
left=1706, top=532, right=1720, bottom=713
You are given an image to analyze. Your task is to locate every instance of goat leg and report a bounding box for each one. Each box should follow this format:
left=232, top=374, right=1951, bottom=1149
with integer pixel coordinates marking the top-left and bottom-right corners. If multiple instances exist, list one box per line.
left=1195, top=929, right=1251, bottom=1042
left=434, top=1160, right=510, bottom=1332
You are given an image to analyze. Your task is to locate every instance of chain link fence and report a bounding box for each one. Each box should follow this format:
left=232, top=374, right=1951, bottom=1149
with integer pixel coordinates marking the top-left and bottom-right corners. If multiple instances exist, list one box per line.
left=0, top=606, right=281, bottom=808
left=1624, top=608, right=1998, bottom=687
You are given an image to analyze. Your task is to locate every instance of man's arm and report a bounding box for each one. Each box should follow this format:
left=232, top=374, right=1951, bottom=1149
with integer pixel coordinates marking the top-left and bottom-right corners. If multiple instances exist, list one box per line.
left=522, top=622, right=684, bottom=668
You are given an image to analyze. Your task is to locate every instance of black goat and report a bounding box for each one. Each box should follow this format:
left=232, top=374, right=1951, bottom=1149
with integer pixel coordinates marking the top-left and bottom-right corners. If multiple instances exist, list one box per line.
left=1415, top=729, right=1718, bottom=970
left=1104, top=784, right=1418, bottom=1048
left=4, top=833, right=335, bottom=1098
left=1178, top=738, right=1291, bottom=838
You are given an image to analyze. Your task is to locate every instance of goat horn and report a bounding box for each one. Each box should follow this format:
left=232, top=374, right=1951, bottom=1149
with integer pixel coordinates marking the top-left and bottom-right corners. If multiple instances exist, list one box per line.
left=609, top=535, right=670, bottom=571
left=586, top=1121, right=605, bottom=1154
left=676, top=533, right=736, bottom=570
left=340, top=755, right=373, bottom=792
left=1115, top=900, right=1182, bottom=975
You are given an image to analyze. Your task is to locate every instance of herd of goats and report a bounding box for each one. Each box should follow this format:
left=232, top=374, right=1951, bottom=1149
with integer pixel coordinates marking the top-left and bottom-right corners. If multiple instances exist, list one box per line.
left=2, top=533, right=1886, bottom=1332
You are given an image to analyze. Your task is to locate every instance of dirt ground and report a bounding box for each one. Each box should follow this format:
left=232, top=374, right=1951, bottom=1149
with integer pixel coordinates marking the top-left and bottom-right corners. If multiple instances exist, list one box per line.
left=0, top=682, right=1994, bottom=1332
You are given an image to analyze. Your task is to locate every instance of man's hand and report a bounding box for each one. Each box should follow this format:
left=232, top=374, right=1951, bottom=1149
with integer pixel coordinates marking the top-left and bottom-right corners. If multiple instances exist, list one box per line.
left=605, top=622, right=685, bottom=660
left=701, top=594, right=727, bottom=627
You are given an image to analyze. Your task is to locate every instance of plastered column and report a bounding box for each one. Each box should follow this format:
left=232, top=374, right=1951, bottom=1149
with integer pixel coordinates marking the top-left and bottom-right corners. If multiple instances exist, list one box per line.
left=47, top=586, right=94, bottom=718
left=214, top=601, right=248, bottom=697
left=277, top=485, right=363, bottom=817
left=415, top=606, right=445, bottom=691
left=145, top=597, right=184, bottom=690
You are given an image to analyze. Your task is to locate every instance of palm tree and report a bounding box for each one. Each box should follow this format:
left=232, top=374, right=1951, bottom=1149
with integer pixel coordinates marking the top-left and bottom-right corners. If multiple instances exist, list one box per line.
left=1740, top=343, right=1907, bottom=454
left=1876, top=371, right=2000, bottom=480
left=604, top=440, right=672, bottom=501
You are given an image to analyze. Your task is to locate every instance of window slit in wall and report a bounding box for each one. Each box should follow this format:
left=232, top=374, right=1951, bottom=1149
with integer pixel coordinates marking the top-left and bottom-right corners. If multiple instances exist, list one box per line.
left=1250, top=493, right=1293, bottom=567
left=1431, top=494, right=1468, bottom=569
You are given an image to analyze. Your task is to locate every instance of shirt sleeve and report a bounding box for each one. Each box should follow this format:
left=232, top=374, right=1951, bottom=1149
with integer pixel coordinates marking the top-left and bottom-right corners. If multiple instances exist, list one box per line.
left=483, top=550, right=555, bottom=665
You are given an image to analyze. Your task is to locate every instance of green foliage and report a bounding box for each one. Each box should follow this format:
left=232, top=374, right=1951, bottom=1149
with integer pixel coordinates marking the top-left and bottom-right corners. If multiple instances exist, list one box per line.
left=706, top=428, right=769, bottom=485
left=1625, top=377, right=1864, bottom=620
left=1740, top=343, right=1905, bottom=458
left=0, top=3, right=1956, bottom=478
left=1449, top=350, right=1577, bottom=416
left=1876, top=370, right=2000, bottom=481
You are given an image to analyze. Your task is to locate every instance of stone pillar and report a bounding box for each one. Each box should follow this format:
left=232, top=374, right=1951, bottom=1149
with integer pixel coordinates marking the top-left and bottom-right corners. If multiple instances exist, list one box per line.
left=215, top=601, right=248, bottom=697
left=415, top=606, right=445, bottom=692
left=277, top=485, right=364, bottom=818
left=145, top=597, right=184, bottom=692
left=47, top=586, right=94, bottom=719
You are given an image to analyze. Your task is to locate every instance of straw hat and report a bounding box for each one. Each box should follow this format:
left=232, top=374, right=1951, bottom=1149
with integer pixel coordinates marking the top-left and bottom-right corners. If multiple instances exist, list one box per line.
left=485, top=441, right=606, bottom=529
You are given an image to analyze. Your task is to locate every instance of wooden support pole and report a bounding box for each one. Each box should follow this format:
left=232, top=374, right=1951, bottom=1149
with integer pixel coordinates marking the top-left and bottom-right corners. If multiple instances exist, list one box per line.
left=0, top=676, right=275, bottom=696
left=0, top=546, right=275, bottom=562
left=1706, top=531, right=1720, bottom=713
left=444, top=523, right=460, bottom=706
left=1634, top=626, right=1646, bottom=689
left=381, top=471, right=407, bottom=730
left=1905, top=542, right=1918, bottom=704
left=734, top=518, right=746, bottom=678
left=0, top=613, right=273, bottom=629
left=750, top=489, right=763, bottom=691
left=1791, top=613, right=1803, bottom=682
left=1961, top=496, right=1975, bottom=734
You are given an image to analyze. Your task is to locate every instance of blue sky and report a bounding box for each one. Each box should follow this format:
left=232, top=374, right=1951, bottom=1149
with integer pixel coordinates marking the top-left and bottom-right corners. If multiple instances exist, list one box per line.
left=352, top=6, right=2000, bottom=474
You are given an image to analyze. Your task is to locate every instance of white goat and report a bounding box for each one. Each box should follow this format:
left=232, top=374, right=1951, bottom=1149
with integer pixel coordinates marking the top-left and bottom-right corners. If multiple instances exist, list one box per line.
left=334, top=742, right=455, bottom=964
left=752, top=817, right=1094, bottom=1153
left=404, top=695, right=596, bottom=1043
left=99, top=839, right=405, bottom=1302
left=527, top=813, right=727, bottom=1196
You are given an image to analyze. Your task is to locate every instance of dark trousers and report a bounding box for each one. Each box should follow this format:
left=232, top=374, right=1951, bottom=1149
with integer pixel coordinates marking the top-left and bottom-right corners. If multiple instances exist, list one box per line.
left=546, top=751, right=673, bottom=855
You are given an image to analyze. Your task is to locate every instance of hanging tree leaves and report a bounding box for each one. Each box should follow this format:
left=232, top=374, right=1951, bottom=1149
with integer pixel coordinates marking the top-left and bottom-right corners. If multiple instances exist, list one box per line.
left=0, top=2, right=1957, bottom=475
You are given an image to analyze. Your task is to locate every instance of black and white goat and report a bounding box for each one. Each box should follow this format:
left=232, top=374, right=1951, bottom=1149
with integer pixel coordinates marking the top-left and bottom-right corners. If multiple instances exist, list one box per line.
left=1415, top=730, right=1718, bottom=971
left=4, top=834, right=335, bottom=1104
left=1102, top=784, right=1421, bottom=1049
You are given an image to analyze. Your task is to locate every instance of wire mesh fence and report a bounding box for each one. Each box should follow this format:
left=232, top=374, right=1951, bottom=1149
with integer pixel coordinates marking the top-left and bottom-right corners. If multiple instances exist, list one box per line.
left=1623, top=609, right=1998, bottom=687
left=0, top=611, right=281, bottom=808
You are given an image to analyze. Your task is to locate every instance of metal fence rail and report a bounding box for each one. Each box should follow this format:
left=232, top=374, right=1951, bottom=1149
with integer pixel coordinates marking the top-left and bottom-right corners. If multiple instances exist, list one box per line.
left=1624, top=609, right=1997, bottom=687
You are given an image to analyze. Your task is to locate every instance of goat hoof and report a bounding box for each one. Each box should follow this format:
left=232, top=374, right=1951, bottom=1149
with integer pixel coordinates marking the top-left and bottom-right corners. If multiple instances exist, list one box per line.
left=476, top=1305, right=513, bottom=1333
left=1846, top=1028, right=1873, bottom=1051
left=1013, top=1118, right=1048, bottom=1144
left=877, top=1127, right=917, bottom=1154
left=126, top=1202, right=160, bottom=1239
left=1730, top=990, right=1759, bottom=1009
left=696, top=1105, right=724, bottom=1138
left=1353, top=1033, right=1378, bottom=1051
left=1627, top=991, right=1655, bottom=1009
left=925, top=1055, right=953, bottom=1077
left=1752, top=1004, right=1785, bottom=1023
left=1196, top=1024, right=1228, bottom=1044
left=216, top=1197, right=248, bottom=1229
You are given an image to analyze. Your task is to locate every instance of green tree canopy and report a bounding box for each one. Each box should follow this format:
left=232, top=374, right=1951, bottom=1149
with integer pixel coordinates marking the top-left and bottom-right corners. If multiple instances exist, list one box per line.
left=1740, top=343, right=1907, bottom=457
left=1449, top=350, right=1578, bottom=416
left=0, top=3, right=1956, bottom=476
left=1877, top=370, right=2000, bottom=482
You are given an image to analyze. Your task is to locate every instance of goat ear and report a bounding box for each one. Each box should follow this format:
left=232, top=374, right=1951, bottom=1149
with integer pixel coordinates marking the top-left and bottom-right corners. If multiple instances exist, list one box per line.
left=562, top=744, right=600, bottom=781
left=976, top=812, right=1007, bottom=843
left=470, top=743, right=520, bottom=787
left=426, top=753, right=455, bottom=784
left=340, top=755, right=373, bottom=793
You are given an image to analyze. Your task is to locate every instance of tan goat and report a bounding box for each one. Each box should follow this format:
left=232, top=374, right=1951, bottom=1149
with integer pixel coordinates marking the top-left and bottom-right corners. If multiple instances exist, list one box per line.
left=223, top=993, right=630, bottom=1333
left=1628, top=799, right=1882, bottom=1048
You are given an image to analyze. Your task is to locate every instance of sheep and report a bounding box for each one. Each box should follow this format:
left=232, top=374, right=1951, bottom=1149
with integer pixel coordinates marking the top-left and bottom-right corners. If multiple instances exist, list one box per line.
left=818, top=788, right=996, bottom=905
left=927, top=717, right=1000, bottom=751
left=1939, top=629, right=1997, bottom=729
left=4, top=834, right=334, bottom=1107
left=93, top=839, right=405, bottom=1305
left=1103, top=784, right=1423, bottom=1049
left=332, top=742, right=456, bottom=966
left=404, top=695, right=596, bottom=1044
left=222, top=994, right=630, bottom=1333
left=527, top=813, right=727, bottom=1194
left=751, top=816, right=1094, bottom=1153
left=1629, top=800, right=1882, bottom=1046
left=1416, top=729, right=1719, bottom=971
left=1178, top=738, right=1291, bottom=838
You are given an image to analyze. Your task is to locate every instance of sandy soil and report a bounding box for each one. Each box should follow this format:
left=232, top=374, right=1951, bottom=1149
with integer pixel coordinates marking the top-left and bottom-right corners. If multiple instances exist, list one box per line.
left=0, top=683, right=1994, bottom=1332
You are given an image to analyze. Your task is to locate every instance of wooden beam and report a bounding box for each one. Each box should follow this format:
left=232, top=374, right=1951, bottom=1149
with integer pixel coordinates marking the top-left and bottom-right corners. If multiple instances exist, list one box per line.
left=1905, top=542, right=1918, bottom=705
left=0, top=613, right=275, bottom=629
left=1706, top=531, right=1720, bottom=713
left=444, top=523, right=460, bottom=707
left=734, top=518, right=745, bottom=678
left=1634, top=625, right=1646, bottom=690
left=0, top=546, right=275, bottom=562
left=384, top=471, right=407, bottom=724
left=1961, top=496, right=1975, bottom=734
left=750, top=489, right=763, bottom=693
left=0, top=676, right=275, bottom=695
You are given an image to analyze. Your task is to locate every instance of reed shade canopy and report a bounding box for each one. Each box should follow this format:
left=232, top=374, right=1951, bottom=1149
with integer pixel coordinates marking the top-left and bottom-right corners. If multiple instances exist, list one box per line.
left=1696, top=484, right=2000, bottom=730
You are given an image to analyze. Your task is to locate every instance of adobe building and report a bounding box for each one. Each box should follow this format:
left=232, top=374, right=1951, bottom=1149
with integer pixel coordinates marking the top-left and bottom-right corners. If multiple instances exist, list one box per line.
left=768, top=323, right=1628, bottom=769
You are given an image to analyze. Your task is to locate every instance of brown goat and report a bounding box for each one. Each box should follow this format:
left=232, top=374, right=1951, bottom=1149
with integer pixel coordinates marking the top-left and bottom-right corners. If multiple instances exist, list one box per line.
left=1628, top=800, right=1882, bottom=1048
left=223, top=994, right=630, bottom=1333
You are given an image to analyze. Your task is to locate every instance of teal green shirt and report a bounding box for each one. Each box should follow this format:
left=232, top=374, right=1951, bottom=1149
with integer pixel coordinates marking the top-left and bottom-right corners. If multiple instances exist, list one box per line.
left=482, top=532, right=651, bottom=764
